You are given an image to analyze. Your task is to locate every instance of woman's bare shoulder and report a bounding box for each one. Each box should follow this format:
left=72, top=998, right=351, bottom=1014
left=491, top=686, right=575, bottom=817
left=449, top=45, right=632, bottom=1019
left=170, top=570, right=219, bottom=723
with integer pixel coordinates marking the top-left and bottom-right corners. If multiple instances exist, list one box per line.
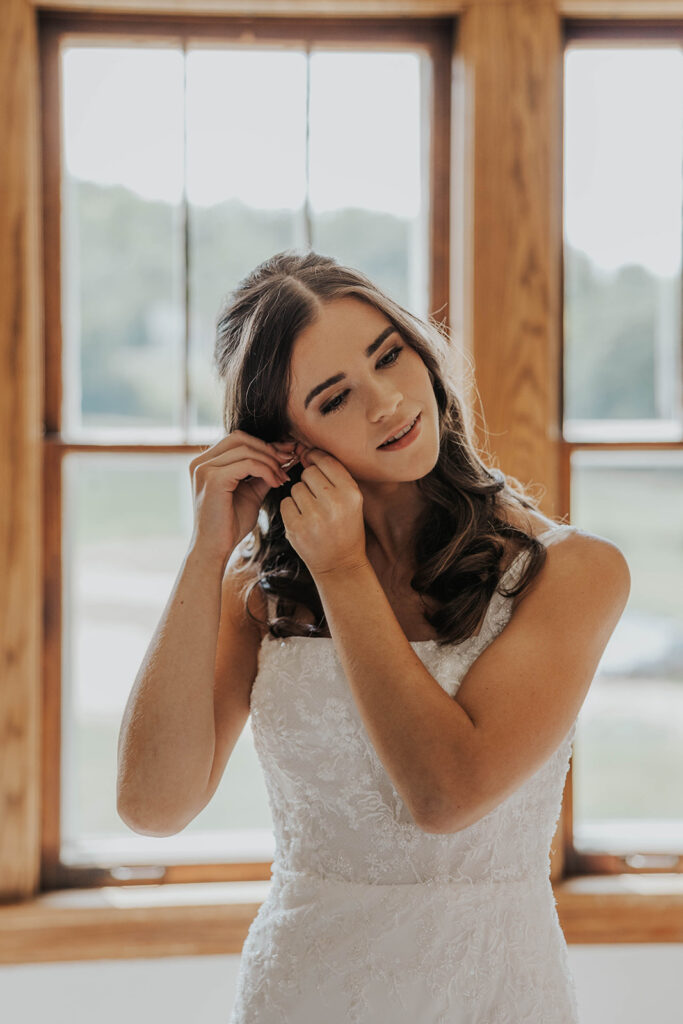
left=504, top=508, right=628, bottom=614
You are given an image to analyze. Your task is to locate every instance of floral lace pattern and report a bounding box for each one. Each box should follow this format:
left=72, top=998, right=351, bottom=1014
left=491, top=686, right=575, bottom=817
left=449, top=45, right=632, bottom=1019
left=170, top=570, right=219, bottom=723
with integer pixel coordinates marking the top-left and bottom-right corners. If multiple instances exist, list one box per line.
left=229, top=524, right=581, bottom=1023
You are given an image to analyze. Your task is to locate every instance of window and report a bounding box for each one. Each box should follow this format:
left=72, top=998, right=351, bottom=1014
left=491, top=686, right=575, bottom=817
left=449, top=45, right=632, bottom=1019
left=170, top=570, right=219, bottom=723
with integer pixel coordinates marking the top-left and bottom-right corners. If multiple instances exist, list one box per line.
left=41, top=11, right=451, bottom=890
left=563, top=30, right=683, bottom=876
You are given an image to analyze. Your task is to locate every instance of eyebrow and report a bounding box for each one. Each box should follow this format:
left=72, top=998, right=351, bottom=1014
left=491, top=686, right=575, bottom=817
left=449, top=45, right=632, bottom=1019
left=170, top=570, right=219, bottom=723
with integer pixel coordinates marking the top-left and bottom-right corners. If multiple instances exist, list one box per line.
left=303, top=325, right=397, bottom=410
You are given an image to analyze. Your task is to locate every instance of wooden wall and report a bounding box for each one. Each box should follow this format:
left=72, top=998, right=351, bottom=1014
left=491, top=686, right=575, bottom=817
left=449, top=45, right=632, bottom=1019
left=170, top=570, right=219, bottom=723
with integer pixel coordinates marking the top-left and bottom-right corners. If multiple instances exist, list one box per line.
left=1, top=0, right=43, bottom=904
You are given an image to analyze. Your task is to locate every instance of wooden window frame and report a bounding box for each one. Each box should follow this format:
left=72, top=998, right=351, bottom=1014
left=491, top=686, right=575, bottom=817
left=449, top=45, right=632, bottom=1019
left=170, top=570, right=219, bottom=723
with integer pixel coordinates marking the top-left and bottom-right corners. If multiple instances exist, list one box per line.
left=2, top=0, right=683, bottom=964
left=561, top=16, right=683, bottom=880
left=38, top=6, right=453, bottom=885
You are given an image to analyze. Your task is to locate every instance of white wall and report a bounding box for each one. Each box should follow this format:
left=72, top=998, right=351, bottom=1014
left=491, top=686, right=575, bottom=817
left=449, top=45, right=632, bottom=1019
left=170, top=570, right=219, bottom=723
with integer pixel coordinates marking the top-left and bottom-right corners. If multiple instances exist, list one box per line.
left=1, top=946, right=682, bottom=1023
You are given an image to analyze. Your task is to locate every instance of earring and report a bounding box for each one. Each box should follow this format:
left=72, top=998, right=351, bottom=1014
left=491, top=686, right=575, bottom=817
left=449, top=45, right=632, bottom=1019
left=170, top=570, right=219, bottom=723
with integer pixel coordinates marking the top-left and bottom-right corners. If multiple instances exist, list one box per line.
left=276, top=440, right=301, bottom=470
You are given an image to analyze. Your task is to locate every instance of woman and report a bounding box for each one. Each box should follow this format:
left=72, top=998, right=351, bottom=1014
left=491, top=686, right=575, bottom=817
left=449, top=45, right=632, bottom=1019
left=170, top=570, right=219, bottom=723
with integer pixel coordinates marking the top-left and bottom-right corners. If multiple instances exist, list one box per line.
left=206, top=249, right=630, bottom=1022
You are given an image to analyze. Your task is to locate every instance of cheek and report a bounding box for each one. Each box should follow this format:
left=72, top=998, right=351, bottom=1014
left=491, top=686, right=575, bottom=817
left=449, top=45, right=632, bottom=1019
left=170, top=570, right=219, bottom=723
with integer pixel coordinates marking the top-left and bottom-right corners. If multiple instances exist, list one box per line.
left=321, top=424, right=365, bottom=460
left=400, top=351, right=428, bottom=385
left=293, top=421, right=317, bottom=446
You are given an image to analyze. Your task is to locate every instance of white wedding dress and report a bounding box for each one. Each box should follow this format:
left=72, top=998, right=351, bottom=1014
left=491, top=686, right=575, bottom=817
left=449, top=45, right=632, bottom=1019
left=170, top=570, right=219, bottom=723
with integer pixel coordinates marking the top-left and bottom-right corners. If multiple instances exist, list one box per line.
left=229, top=522, right=581, bottom=1023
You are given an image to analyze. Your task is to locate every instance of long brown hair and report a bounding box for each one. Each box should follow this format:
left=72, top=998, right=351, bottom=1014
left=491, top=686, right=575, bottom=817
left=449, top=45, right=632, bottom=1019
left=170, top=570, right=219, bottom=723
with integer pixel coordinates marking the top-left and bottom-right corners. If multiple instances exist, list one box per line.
left=214, top=248, right=557, bottom=647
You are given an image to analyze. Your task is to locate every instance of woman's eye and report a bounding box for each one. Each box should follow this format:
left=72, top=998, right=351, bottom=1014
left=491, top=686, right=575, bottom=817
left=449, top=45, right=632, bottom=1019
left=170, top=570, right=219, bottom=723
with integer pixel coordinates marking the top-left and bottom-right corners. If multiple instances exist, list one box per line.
left=380, top=345, right=402, bottom=368
left=320, top=346, right=403, bottom=416
left=321, top=391, right=348, bottom=415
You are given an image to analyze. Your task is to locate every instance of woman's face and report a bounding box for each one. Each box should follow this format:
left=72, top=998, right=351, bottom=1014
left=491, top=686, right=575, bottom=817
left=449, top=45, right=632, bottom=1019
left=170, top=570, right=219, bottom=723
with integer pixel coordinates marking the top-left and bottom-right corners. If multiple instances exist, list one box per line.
left=284, top=296, right=440, bottom=483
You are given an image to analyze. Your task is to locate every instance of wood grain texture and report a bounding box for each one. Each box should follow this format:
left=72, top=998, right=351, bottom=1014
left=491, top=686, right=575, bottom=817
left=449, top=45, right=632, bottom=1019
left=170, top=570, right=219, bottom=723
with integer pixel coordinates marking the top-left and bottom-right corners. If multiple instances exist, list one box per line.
left=38, top=18, right=64, bottom=896
left=0, top=0, right=44, bottom=906
left=33, top=0, right=470, bottom=15
left=456, top=1, right=564, bottom=508
left=27, top=0, right=683, bottom=18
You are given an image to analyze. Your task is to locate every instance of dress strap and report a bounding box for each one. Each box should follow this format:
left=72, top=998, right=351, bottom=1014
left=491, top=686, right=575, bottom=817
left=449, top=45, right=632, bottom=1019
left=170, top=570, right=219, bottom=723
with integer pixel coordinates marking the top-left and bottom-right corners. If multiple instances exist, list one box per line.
left=473, top=522, right=578, bottom=641
left=534, top=522, right=578, bottom=545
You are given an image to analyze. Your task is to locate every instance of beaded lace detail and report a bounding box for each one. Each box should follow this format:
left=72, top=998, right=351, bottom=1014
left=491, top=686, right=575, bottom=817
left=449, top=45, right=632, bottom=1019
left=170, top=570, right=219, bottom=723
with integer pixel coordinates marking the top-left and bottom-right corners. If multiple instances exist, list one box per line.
left=229, top=523, right=581, bottom=1023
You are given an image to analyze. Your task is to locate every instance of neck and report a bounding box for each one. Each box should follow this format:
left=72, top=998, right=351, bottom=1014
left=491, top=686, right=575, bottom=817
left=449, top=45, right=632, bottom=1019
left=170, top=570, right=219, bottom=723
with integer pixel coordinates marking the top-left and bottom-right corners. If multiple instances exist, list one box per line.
left=361, top=481, right=426, bottom=568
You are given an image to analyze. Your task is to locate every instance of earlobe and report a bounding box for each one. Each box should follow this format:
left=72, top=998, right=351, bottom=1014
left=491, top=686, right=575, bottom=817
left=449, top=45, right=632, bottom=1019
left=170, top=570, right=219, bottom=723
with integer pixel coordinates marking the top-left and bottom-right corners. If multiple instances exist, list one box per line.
left=276, top=438, right=303, bottom=470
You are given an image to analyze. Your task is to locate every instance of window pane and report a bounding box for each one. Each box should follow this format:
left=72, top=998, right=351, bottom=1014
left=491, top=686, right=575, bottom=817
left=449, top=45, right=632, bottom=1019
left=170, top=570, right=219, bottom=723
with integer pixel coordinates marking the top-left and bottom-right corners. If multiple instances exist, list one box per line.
left=61, top=42, right=432, bottom=445
left=563, top=46, right=683, bottom=441
left=185, top=47, right=308, bottom=435
left=571, top=450, right=683, bottom=854
left=61, top=46, right=186, bottom=438
left=310, top=49, right=429, bottom=318
left=61, top=453, right=274, bottom=868
left=185, top=44, right=431, bottom=440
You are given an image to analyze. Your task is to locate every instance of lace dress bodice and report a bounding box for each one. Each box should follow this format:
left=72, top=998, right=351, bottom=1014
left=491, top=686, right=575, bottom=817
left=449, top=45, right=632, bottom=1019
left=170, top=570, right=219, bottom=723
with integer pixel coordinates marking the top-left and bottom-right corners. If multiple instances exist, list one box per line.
left=229, top=523, right=582, bottom=1023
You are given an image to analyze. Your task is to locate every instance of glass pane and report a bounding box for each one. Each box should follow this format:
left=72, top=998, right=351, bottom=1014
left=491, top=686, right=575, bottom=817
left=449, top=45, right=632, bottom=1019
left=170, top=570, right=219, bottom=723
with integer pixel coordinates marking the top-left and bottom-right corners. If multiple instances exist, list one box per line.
left=185, top=47, right=308, bottom=437
left=61, top=453, right=274, bottom=868
left=563, top=45, right=683, bottom=441
left=571, top=449, right=683, bottom=854
left=61, top=46, right=185, bottom=438
left=309, top=49, right=430, bottom=318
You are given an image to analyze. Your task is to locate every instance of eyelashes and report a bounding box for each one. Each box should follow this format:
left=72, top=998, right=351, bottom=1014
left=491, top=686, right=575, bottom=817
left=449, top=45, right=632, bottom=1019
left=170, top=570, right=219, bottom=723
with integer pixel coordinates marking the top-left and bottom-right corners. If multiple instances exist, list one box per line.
left=320, top=346, right=404, bottom=416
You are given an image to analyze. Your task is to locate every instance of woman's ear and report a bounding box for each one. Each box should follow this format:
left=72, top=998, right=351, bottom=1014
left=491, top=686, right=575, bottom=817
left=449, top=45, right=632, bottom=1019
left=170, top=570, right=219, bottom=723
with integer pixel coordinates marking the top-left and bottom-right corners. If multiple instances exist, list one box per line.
left=273, top=437, right=302, bottom=468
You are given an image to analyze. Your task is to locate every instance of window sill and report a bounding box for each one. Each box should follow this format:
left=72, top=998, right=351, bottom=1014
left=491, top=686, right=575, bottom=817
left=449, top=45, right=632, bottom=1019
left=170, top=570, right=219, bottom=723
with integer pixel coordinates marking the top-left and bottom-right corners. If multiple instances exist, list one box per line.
left=1, top=874, right=682, bottom=964
left=555, top=873, right=683, bottom=943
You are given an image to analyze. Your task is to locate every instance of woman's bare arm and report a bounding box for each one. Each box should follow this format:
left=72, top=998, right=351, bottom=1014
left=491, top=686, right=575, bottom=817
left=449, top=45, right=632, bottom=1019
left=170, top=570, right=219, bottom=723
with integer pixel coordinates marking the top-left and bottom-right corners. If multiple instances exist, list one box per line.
left=116, top=544, right=227, bottom=836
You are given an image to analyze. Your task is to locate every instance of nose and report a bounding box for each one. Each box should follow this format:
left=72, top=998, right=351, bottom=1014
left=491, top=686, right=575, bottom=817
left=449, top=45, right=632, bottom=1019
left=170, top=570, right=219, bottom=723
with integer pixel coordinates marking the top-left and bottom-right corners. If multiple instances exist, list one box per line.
left=368, top=385, right=404, bottom=424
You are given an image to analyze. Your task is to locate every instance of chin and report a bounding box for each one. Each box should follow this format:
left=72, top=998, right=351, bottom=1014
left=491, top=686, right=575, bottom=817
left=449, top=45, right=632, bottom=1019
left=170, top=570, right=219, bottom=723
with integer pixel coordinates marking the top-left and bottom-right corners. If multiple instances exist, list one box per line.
left=379, top=449, right=438, bottom=480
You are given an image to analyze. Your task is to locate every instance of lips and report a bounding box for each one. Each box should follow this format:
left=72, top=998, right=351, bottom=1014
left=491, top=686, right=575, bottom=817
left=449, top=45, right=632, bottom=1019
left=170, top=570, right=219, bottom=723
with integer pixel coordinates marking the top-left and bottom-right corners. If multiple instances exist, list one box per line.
left=378, top=414, right=419, bottom=448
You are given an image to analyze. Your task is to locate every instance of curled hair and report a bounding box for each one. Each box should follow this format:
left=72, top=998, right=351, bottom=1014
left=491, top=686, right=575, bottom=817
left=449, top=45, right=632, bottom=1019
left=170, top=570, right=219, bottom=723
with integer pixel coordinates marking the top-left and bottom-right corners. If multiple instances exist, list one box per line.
left=213, top=248, right=560, bottom=648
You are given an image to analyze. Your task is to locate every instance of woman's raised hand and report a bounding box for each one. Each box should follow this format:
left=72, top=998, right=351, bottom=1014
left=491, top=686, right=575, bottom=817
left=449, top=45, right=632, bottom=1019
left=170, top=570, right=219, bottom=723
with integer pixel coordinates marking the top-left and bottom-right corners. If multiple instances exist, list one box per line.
left=187, top=430, right=298, bottom=564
